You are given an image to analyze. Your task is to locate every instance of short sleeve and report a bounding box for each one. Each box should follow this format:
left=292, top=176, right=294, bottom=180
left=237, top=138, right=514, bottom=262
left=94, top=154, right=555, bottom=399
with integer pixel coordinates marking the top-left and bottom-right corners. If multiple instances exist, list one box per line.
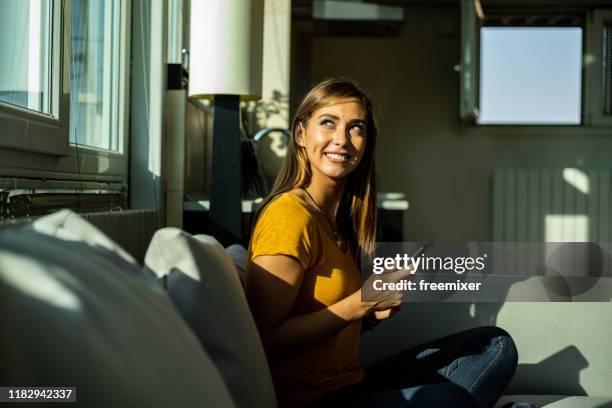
left=250, top=195, right=317, bottom=270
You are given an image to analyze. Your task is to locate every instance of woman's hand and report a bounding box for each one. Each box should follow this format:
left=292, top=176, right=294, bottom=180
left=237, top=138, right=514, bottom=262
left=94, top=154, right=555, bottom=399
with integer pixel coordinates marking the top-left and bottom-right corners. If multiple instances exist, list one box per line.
left=361, top=304, right=401, bottom=333
left=373, top=304, right=400, bottom=320
left=361, top=266, right=414, bottom=310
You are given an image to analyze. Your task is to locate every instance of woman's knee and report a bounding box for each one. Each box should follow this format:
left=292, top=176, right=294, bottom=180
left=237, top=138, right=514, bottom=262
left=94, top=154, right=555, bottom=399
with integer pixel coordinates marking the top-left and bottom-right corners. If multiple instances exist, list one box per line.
left=482, top=326, right=519, bottom=372
left=471, top=326, right=519, bottom=398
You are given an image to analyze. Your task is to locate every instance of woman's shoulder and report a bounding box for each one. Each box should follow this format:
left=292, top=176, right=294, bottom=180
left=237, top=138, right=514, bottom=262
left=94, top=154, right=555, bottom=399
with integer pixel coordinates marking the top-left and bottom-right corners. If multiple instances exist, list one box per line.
left=250, top=192, right=321, bottom=268
left=250, top=191, right=321, bottom=256
left=260, top=191, right=315, bottom=220
left=252, top=192, right=317, bottom=236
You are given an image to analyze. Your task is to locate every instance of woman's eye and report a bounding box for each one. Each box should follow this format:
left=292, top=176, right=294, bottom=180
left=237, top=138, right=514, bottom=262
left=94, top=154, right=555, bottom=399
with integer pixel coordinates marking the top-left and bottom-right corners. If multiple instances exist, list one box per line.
left=321, top=119, right=335, bottom=128
left=350, top=124, right=365, bottom=134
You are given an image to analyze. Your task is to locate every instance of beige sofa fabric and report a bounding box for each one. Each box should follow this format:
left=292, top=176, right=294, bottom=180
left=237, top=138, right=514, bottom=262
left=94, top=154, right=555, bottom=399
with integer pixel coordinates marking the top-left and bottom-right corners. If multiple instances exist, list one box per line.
left=144, top=228, right=277, bottom=408
left=0, top=211, right=235, bottom=407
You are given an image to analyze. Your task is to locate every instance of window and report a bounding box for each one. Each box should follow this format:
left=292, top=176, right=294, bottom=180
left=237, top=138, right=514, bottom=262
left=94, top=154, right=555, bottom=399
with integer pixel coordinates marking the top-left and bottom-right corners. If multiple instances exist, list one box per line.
left=459, top=0, right=612, bottom=127
left=71, top=0, right=122, bottom=151
left=0, top=0, right=130, bottom=184
left=0, top=0, right=68, bottom=155
left=0, top=0, right=52, bottom=114
left=479, top=27, right=582, bottom=125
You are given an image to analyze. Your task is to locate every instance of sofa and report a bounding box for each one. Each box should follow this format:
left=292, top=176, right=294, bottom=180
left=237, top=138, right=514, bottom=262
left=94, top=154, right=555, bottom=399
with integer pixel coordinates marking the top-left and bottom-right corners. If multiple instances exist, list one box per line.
left=1, top=210, right=611, bottom=407
left=0, top=210, right=272, bottom=407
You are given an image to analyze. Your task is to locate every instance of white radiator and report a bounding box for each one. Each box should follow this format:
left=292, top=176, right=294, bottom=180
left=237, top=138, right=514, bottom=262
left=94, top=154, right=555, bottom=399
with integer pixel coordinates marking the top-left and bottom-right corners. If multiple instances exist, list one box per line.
left=492, top=169, right=611, bottom=242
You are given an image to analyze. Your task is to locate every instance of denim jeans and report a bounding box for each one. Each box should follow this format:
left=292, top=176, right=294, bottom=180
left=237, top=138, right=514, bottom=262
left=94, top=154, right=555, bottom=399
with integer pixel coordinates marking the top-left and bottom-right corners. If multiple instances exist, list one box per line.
left=307, top=326, right=518, bottom=408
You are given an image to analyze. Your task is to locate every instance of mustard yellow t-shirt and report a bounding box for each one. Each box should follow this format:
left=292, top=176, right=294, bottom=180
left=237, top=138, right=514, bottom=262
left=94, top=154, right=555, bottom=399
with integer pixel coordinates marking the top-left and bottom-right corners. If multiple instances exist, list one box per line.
left=247, top=192, right=364, bottom=407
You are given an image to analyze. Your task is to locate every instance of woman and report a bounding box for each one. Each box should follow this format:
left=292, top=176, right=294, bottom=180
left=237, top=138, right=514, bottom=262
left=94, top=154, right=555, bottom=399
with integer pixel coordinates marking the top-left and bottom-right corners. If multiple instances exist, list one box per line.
left=246, top=78, right=517, bottom=408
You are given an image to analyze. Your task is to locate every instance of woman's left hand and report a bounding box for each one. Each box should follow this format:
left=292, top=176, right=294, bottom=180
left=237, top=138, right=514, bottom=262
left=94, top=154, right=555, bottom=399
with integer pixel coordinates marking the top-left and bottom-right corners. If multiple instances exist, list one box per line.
left=362, top=305, right=401, bottom=334
left=373, top=305, right=400, bottom=321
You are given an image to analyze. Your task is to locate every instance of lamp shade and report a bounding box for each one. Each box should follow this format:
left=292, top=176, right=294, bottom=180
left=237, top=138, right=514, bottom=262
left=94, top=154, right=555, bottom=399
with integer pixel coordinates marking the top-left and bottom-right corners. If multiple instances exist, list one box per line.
left=189, top=0, right=264, bottom=100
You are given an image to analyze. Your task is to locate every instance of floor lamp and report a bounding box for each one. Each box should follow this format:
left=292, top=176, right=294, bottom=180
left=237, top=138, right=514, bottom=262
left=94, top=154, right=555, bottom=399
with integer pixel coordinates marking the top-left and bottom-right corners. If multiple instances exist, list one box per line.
left=188, top=0, right=264, bottom=245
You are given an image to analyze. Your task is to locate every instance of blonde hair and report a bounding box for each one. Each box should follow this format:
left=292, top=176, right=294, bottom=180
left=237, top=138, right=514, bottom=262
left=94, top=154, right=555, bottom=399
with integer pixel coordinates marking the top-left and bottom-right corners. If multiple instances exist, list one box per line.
left=254, top=77, right=378, bottom=261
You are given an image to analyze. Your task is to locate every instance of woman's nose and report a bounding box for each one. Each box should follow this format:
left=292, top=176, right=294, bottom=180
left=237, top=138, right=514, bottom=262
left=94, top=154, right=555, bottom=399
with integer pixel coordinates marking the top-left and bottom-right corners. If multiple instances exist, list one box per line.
left=332, top=127, right=350, bottom=145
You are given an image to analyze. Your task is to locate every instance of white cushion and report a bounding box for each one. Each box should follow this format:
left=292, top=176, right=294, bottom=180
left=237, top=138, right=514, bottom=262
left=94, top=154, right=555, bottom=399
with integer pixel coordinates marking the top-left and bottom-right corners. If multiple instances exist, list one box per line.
left=0, top=211, right=235, bottom=407
left=144, top=228, right=277, bottom=408
left=28, top=209, right=137, bottom=265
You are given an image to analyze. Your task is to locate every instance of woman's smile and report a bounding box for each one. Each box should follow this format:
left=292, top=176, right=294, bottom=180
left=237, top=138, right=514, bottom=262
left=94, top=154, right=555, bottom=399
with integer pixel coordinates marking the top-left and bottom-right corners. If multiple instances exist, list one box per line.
left=324, top=151, right=352, bottom=163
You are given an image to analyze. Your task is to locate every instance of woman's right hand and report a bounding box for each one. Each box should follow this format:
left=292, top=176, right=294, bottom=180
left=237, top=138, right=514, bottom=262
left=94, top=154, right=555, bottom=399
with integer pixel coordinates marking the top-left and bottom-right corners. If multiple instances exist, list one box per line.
left=345, top=275, right=406, bottom=322
left=360, top=265, right=414, bottom=311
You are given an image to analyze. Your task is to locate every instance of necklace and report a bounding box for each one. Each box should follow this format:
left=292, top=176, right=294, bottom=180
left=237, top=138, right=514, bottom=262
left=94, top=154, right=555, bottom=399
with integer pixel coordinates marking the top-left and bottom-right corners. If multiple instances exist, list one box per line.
left=301, top=188, right=347, bottom=252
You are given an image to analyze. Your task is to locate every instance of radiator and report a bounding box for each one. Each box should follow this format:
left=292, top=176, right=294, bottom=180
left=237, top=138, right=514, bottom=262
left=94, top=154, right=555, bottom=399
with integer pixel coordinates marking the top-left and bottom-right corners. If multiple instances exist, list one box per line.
left=492, top=169, right=611, bottom=242
left=0, top=210, right=159, bottom=263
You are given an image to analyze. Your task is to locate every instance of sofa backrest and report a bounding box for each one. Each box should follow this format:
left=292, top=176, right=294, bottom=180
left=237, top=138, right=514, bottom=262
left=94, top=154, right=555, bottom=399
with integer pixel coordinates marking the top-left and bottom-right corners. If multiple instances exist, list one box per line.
left=145, top=228, right=277, bottom=408
left=0, top=210, right=235, bottom=407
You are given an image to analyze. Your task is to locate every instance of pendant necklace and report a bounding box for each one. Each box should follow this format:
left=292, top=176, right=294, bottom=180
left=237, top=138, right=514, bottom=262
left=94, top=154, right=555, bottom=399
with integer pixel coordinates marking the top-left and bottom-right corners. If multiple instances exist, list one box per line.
left=301, top=188, right=347, bottom=252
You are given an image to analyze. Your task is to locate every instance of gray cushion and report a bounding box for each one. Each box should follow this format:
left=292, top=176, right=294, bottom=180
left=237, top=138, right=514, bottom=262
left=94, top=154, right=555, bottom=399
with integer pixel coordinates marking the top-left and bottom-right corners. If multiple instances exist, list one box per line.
left=226, top=243, right=248, bottom=285
left=0, top=211, right=235, bottom=407
left=144, top=228, right=277, bottom=408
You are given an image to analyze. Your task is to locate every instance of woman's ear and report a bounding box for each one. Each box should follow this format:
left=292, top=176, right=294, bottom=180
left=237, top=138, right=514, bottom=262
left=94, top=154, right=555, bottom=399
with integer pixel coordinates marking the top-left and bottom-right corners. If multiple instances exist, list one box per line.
left=295, top=122, right=305, bottom=147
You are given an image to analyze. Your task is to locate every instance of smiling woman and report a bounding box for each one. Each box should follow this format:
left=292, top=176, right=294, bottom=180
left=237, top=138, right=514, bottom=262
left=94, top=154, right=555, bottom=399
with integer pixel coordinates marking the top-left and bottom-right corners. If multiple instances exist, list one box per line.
left=245, top=78, right=518, bottom=408
left=246, top=78, right=379, bottom=407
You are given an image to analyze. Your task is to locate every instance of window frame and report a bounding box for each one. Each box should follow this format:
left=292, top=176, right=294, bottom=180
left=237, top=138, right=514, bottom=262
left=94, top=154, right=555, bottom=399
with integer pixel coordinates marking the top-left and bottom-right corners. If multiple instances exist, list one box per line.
left=459, top=1, right=612, bottom=129
left=0, top=0, right=131, bottom=185
left=0, top=0, right=70, bottom=155
left=584, top=9, right=612, bottom=127
left=459, top=0, right=483, bottom=123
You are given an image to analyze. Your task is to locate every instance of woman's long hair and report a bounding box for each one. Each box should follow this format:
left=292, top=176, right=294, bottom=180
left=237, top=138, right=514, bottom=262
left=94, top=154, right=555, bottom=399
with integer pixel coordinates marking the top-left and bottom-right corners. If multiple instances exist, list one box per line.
left=254, top=77, right=378, bottom=261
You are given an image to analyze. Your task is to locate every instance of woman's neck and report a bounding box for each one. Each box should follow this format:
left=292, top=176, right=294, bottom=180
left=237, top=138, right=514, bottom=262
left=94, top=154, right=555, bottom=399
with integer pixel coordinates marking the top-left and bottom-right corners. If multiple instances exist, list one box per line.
left=305, top=176, right=346, bottom=220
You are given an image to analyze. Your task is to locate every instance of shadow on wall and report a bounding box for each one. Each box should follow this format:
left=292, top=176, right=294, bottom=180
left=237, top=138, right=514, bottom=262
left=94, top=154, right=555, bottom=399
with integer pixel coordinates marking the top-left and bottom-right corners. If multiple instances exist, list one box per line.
left=242, top=89, right=290, bottom=190
left=254, top=130, right=288, bottom=190
left=509, top=346, right=588, bottom=396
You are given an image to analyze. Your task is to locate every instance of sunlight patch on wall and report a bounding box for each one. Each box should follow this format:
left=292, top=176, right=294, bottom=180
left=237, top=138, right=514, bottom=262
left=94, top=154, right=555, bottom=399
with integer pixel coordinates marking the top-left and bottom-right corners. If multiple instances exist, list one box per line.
left=545, top=214, right=589, bottom=242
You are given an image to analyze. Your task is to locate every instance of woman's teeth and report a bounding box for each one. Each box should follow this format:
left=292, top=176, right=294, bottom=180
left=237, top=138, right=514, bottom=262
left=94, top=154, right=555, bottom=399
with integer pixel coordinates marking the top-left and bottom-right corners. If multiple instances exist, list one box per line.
left=325, top=153, right=349, bottom=162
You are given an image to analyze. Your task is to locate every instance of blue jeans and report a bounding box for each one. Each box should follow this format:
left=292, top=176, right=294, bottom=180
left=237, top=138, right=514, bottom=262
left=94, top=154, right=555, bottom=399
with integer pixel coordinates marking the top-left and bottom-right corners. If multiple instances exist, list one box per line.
left=307, top=326, right=518, bottom=408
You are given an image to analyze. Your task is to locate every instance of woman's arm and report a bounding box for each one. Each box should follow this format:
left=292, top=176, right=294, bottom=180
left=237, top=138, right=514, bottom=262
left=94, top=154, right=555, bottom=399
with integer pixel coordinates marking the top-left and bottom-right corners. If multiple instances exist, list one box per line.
left=247, top=254, right=374, bottom=361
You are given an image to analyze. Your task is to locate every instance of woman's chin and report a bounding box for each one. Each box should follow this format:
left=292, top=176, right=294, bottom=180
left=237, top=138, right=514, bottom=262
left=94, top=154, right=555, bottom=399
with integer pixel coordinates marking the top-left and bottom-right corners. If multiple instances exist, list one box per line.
left=322, top=169, right=354, bottom=181
left=311, top=163, right=357, bottom=182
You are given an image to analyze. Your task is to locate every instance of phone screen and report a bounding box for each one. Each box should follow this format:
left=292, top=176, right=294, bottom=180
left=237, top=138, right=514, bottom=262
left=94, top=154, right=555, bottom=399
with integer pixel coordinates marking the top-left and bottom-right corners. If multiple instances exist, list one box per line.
left=407, top=242, right=433, bottom=266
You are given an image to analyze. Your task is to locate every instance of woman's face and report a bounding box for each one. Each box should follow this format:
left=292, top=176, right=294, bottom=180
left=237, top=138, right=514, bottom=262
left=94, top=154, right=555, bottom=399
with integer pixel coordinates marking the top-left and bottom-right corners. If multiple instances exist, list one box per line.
left=296, top=98, right=367, bottom=182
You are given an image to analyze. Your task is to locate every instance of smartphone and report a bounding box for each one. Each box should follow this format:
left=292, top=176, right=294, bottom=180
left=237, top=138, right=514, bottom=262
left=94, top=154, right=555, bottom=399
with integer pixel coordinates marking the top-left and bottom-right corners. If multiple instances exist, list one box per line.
left=391, top=242, right=433, bottom=271
left=408, top=242, right=433, bottom=266
left=372, top=242, right=433, bottom=310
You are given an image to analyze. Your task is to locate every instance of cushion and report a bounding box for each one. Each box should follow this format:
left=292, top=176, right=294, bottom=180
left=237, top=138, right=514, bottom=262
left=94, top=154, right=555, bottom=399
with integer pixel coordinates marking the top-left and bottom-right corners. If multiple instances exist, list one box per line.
left=0, top=211, right=235, bottom=407
left=226, top=243, right=248, bottom=285
left=26, top=209, right=159, bottom=286
left=144, top=228, right=277, bottom=408
left=28, top=209, right=137, bottom=264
